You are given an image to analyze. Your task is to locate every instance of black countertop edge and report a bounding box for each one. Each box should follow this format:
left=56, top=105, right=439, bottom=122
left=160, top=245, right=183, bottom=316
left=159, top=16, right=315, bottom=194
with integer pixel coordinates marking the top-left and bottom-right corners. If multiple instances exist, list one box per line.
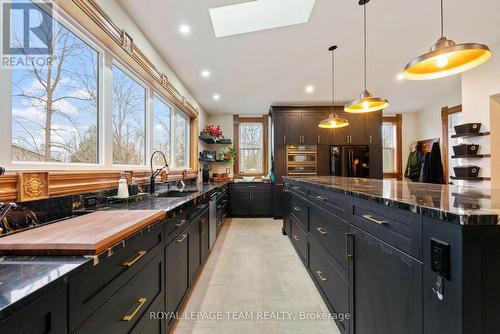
left=0, top=181, right=229, bottom=319
left=283, top=176, right=500, bottom=226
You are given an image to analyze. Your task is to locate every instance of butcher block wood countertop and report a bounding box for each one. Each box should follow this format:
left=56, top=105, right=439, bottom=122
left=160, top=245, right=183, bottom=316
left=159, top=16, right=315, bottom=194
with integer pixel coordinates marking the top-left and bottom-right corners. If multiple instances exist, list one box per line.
left=0, top=210, right=166, bottom=255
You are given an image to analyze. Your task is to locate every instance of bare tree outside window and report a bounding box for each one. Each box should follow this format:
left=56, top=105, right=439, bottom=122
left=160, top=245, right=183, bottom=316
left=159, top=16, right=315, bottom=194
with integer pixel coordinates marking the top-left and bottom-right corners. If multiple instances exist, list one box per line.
left=153, top=96, right=171, bottom=165
left=112, top=65, right=146, bottom=165
left=11, top=9, right=99, bottom=163
left=174, top=112, right=188, bottom=167
left=239, top=123, right=263, bottom=173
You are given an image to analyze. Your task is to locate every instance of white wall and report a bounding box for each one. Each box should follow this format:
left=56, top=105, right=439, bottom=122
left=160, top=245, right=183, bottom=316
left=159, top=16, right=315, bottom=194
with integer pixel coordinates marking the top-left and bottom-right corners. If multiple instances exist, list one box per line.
left=461, top=41, right=500, bottom=188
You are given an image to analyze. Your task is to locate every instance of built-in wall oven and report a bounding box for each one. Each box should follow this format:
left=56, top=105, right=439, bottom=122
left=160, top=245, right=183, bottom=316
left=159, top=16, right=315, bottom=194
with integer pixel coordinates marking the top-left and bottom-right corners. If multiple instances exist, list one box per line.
left=286, top=145, right=317, bottom=176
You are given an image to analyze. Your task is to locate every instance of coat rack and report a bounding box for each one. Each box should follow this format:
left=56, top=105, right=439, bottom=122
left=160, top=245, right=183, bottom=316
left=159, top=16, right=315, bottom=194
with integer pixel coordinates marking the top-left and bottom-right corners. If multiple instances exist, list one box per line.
left=416, top=137, right=440, bottom=153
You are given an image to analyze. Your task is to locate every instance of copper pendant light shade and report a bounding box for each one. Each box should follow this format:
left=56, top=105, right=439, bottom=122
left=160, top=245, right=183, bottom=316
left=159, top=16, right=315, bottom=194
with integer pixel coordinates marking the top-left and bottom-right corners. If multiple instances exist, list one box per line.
left=345, top=0, right=388, bottom=113
left=403, top=0, right=491, bottom=80
left=318, top=46, right=349, bottom=129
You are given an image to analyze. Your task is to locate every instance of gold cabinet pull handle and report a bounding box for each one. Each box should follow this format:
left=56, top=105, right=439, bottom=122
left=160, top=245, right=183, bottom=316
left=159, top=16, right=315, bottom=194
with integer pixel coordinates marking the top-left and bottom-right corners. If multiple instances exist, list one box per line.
left=122, top=297, right=147, bottom=321
left=175, top=219, right=187, bottom=227
left=316, top=271, right=327, bottom=281
left=177, top=234, right=188, bottom=243
left=317, top=135, right=320, bottom=144
left=122, top=251, right=146, bottom=267
left=346, top=233, right=353, bottom=260
left=293, top=235, right=299, bottom=241
left=315, top=195, right=328, bottom=201
left=316, top=227, right=327, bottom=235
left=363, top=214, right=388, bottom=225
left=293, top=207, right=301, bottom=212
left=369, top=135, right=373, bottom=143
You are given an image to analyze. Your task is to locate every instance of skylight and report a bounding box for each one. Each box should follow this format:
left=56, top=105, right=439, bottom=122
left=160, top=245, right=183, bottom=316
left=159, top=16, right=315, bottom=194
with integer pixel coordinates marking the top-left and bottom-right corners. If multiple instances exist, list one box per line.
left=209, top=0, right=316, bottom=38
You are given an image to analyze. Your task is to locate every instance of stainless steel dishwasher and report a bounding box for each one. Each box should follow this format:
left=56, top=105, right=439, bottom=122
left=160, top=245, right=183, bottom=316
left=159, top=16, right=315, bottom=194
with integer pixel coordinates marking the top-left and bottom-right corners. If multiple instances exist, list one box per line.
left=209, top=193, right=217, bottom=249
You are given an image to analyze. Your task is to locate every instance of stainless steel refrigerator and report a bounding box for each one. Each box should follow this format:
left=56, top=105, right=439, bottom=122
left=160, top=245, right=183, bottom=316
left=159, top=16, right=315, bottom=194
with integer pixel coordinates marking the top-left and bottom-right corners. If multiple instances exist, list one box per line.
left=330, top=146, right=370, bottom=178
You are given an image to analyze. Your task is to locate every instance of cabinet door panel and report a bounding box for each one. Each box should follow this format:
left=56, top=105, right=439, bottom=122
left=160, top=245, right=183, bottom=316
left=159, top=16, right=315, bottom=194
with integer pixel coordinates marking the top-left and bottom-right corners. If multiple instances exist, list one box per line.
left=301, top=113, right=318, bottom=145
left=251, top=188, right=273, bottom=216
left=317, top=146, right=330, bottom=176
left=365, top=111, right=382, bottom=145
left=229, top=187, right=252, bottom=216
left=166, top=231, right=189, bottom=322
left=352, top=226, right=422, bottom=334
left=199, top=212, right=209, bottom=261
left=274, top=146, right=286, bottom=184
left=329, top=112, right=349, bottom=145
left=348, top=114, right=366, bottom=145
left=317, top=112, right=330, bottom=145
left=285, top=113, right=302, bottom=145
left=369, top=145, right=383, bottom=179
left=189, top=220, right=200, bottom=282
left=274, top=112, right=285, bottom=146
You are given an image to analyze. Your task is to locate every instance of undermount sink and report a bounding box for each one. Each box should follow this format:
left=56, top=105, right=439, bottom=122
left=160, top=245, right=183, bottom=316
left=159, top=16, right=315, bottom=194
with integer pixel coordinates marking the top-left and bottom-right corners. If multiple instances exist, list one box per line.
left=156, top=189, right=198, bottom=198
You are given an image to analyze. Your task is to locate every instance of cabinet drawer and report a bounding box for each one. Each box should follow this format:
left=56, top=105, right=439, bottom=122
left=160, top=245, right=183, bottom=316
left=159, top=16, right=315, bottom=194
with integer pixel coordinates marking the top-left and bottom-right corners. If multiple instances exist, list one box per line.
left=309, top=203, right=349, bottom=278
left=287, top=182, right=307, bottom=196
left=74, top=254, right=164, bottom=334
left=165, top=209, right=188, bottom=243
left=309, top=187, right=347, bottom=217
left=189, top=201, right=209, bottom=221
left=351, top=200, right=422, bottom=259
left=308, top=241, right=350, bottom=334
left=290, top=194, right=308, bottom=230
left=290, top=216, right=307, bottom=262
left=69, top=222, right=164, bottom=332
left=0, top=280, right=67, bottom=334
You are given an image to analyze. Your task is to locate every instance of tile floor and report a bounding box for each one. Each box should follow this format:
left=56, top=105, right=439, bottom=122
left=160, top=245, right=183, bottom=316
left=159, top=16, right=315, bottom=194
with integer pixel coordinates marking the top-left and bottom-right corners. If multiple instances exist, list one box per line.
left=173, top=218, right=341, bottom=334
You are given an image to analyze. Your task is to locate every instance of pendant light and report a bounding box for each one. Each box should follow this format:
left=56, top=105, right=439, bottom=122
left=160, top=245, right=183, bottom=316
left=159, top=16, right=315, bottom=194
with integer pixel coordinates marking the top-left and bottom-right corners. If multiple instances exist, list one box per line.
left=403, top=0, right=491, bottom=80
left=345, top=0, right=388, bottom=113
left=319, top=45, right=349, bottom=129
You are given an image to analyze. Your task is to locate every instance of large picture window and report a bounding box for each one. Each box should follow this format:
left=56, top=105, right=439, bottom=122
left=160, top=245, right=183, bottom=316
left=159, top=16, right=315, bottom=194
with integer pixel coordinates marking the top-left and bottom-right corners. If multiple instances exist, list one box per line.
left=112, top=65, right=146, bottom=165
left=11, top=9, right=99, bottom=163
left=2, top=2, right=193, bottom=171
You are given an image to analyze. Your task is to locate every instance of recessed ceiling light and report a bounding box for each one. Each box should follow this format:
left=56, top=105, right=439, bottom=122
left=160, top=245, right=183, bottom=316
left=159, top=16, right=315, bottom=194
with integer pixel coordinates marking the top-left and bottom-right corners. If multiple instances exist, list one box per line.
left=213, top=94, right=220, bottom=100
left=201, top=70, right=211, bottom=78
left=305, top=85, right=314, bottom=93
left=397, top=73, right=405, bottom=81
left=179, top=24, right=191, bottom=35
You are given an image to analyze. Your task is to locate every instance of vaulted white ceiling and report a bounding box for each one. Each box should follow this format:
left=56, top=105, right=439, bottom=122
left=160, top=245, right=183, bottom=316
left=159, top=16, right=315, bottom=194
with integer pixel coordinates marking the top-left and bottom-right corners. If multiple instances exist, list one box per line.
left=117, top=0, right=500, bottom=115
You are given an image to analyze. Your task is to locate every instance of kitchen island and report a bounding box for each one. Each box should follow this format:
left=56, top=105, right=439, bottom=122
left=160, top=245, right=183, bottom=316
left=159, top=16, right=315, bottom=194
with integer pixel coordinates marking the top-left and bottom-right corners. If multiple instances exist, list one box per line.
left=283, top=176, right=500, bottom=334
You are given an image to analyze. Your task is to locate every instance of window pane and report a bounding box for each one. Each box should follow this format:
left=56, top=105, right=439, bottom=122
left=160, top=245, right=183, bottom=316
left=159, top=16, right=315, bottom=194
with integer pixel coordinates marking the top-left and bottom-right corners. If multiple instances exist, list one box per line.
left=112, top=65, right=146, bottom=165
left=174, top=112, right=188, bottom=167
left=239, top=123, right=263, bottom=173
left=11, top=9, right=99, bottom=163
left=382, top=122, right=397, bottom=173
left=153, top=97, right=171, bottom=165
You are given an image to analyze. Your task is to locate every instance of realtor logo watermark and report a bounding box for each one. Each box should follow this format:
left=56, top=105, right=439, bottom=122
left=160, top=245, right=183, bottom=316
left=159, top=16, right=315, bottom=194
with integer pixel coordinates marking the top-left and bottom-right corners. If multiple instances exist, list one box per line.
left=2, top=0, right=54, bottom=68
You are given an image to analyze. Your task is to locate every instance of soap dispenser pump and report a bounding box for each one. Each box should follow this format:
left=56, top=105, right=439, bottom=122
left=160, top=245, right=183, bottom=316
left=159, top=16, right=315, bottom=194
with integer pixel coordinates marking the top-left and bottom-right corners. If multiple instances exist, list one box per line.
left=117, top=172, right=129, bottom=199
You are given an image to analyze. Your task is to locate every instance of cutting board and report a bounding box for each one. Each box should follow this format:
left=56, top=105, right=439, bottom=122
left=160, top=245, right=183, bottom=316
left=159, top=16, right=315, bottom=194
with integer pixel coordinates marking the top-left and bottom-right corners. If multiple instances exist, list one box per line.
left=0, top=210, right=166, bottom=255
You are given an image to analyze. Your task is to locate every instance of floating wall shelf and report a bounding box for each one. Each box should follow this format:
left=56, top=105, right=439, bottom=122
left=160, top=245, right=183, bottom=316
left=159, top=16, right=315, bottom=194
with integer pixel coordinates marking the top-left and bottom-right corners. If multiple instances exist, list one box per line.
left=451, top=131, right=490, bottom=139
left=451, top=154, right=490, bottom=159
left=199, top=136, right=232, bottom=145
left=451, top=176, right=491, bottom=181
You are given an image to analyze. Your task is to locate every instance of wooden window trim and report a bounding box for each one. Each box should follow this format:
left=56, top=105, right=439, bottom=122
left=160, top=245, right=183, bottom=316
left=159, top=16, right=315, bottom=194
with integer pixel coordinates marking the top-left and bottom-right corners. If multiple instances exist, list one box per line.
left=233, top=115, right=269, bottom=177
left=441, top=104, right=462, bottom=181
left=382, top=115, right=403, bottom=180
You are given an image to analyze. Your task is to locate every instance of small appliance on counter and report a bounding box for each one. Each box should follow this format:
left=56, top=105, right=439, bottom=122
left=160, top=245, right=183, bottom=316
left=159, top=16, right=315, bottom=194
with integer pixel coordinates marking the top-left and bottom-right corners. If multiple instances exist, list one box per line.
left=202, top=164, right=211, bottom=183
left=200, top=150, right=216, bottom=161
left=331, top=146, right=370, bottom=178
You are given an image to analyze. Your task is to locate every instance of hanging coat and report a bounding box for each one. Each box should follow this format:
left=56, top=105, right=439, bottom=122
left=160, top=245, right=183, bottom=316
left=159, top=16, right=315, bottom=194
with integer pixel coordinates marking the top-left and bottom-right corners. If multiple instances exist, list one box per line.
left=428, top=142, right=445, bottom=184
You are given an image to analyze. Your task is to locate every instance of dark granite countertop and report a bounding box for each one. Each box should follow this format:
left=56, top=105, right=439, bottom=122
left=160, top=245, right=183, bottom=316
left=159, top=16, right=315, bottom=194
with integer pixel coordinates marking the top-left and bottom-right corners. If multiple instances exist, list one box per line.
left=0, top=181, right=227, bottom=319
left=284, top=176, right=500, bottom=225
left=0, top=256, right=91, bottom=318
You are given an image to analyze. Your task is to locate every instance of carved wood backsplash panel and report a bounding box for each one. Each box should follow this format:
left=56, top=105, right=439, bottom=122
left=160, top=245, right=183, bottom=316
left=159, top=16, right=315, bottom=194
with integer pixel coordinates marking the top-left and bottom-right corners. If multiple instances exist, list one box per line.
left=0, top=170, right=197, bottom=203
